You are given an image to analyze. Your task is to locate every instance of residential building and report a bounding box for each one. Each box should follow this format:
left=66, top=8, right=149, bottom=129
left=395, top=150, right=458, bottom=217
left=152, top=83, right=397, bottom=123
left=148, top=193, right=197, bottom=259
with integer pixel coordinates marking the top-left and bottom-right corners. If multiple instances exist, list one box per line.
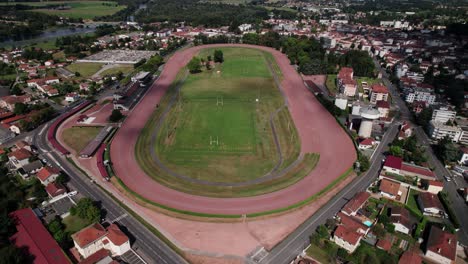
left=459, top=148, right=468, bottom=165
left=376, top=100, right=390, bottom=118
left=337, top=67, right=357, bottom=97
left=426, top=180, right=444, bottom=194
left=390, top=207, right=411, bottom=235
left=65, top=92, right=80, bottom=102
left=405, top=89, right=436, bottom=105
left=383, top=155, right=436, bottom=180
left=432, top=106, right=456, bottom=123
left=383, top=155, right=403, bottom=174
left=332, top=212, right=369, bottom=253
left=369, top=84, right=389, bottom=104
left=376, top=238, right=392, bottom=251
left=398, top=122, right=412, bottom=140
left=334, top=95, right=348, bottom=110
left=0, top=95, right=32, bottom=111
left=8, top=148, right=32, bottom=169
left=379, top=178, right=401, bottom=199
left=45, top=182, right=66, bottom=198
left=341, top=191, right=370, bottom=216
left=417, top=192, right=446, bottom=218
left=9, top=208, right=70, bottom=264
left=399, top=250, right=422, bottom=264
left=72, top=223, right=130, bottom=260
left=358, top=138, right=375, bottom=149
left=425, top=226, right=457, bottom=264
left=428, top=120, right=462, bottom=142
left=37, top=166, right=61, bottom=186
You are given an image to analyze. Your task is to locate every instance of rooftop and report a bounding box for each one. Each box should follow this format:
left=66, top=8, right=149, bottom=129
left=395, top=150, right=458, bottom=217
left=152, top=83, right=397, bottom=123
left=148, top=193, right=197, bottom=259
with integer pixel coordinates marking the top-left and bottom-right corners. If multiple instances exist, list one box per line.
left=418, top=192, right=444, bottom=211
left=384, top=155, right=403, bottom=170
left=379, top=178, right=401, bottom=196
left=426, top=226, right=456, bottom=261
left=342, top=191, right=370, bottom=215
left=72, top=223, right=107, bottom=248
left=371, top=84, right=389, bottom=94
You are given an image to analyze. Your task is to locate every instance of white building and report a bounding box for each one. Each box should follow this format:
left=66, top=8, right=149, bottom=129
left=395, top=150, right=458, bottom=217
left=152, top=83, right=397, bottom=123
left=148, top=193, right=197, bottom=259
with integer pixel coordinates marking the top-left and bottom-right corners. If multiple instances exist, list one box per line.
left=428, top=120, right=461, bottom=142
left=405, top=90, right=436, bottom=105
left=238, top=24, right=252, bottom=32
left=459, top=148, right=468, bottom=165
left=7, top=148, right=32, bottom=169
left=432, top=106, right=456, bottom=123
left=335, top=95, right=348, bottom=110
left=72, top=223, right=130, bottom=260
left=390, top=207, right=411, bottom=235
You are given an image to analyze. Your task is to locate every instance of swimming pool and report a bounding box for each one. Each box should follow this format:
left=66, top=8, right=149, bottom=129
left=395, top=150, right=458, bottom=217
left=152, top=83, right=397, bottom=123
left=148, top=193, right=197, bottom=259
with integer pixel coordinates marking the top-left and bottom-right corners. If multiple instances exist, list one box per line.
left=364, top=220, right=373, bottom=227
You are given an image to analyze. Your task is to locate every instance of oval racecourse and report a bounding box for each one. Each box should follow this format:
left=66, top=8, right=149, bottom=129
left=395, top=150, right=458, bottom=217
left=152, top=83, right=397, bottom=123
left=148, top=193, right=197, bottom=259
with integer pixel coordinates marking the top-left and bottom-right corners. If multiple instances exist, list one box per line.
left=110, top=44, right=357, bottom=216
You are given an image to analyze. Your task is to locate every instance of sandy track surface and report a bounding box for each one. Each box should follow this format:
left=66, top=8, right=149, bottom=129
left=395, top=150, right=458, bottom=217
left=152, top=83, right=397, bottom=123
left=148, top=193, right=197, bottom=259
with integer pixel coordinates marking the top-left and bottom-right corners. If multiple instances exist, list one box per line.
left=110, top=44, right=356, bottom=215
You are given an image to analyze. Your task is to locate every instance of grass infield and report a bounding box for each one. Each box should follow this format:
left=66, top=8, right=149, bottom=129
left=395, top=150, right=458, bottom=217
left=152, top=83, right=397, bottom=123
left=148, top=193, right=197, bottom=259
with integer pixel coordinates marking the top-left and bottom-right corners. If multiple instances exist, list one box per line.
left=66, top=62, right=104, bottom=78
left=62, top=126, right=102, bottom=153
left=134, top=47, right=315, bottom=197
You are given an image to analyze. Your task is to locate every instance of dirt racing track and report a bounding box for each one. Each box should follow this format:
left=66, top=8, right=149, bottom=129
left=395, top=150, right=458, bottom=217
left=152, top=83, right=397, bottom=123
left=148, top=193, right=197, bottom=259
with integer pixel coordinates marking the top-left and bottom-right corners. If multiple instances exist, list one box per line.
left=110, top=44, right=357, bottom=215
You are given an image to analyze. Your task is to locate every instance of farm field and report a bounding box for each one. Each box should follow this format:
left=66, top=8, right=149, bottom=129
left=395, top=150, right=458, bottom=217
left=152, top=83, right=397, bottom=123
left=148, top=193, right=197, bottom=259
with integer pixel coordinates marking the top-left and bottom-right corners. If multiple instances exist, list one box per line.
left=1, top=1, right=127, bottom=19
left=66, top=62, right=104, bottom=78
left=62, top=126, right=102, bottom=153
left=135, top=47, right=316, bottom=197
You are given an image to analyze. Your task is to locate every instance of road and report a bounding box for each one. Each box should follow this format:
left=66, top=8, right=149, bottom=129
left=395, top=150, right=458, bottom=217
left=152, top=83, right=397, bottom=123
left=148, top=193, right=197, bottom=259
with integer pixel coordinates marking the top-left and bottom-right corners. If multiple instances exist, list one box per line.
left=32, top=121, right=187, bottom=264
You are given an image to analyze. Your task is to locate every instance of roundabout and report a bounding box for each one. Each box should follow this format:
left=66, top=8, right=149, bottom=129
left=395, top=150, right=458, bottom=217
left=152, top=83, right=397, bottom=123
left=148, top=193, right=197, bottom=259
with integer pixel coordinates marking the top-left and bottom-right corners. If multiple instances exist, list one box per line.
left=109, top=44, right=357, bottom=216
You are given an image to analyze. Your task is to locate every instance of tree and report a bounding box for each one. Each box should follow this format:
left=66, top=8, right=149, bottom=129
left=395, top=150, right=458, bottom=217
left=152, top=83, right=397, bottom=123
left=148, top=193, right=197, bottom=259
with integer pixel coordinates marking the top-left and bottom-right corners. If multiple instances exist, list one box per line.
left=75, top=71, right=81, bottom=77
left=109, top=109, right=123, bottom=122
left=187, top=56, right=202, bottom=73
left=205, top=61, right=211, bottom=70
left=70, top=198, right=101, bottom=223
left=316, top=225, right=329, bottom=240
left=214, top=50, right=224, bottom=63
left=13, top=103, right=27, bottom=115
left=55, top=174, right=68, bottom=185
left=0, top=245, right=32, bottom=264
left=435, top=136, right=461, bottom=163
left=388, top=146, right=403, bottom=157
left=10, top=85, right=22, bottom=96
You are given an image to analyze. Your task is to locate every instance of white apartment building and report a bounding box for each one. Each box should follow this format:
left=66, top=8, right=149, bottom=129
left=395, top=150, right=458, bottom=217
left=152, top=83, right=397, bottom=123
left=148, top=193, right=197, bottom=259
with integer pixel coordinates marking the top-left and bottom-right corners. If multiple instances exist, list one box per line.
left=432, top=107, right=456, bottom=123
left=405, top=90, right=436, bottom=105
left=428, top=120, right=461, bottom=142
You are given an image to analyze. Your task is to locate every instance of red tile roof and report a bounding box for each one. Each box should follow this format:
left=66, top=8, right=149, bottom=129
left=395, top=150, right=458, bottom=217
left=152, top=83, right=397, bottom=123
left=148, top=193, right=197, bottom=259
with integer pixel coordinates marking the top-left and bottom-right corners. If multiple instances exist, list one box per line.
left=371, top=84, right=389, bottom=94
left=72, top=223, right=107, bottom=248
left=428, top=180, right=443, bottom=187
left=8, top=148, right=32, bottom=161
left=379, top=179, right=401, bottom=196
left=106, top=224, right=129, bottom=246
left=342, top=192, right=370, bottom=215
left=426, top=226, right=456, bottom=261
left=418, top=192, right=444, bottom=211
left=376, top=238, right=392, bottom=251
left=337, top=212, right=369, bottom=234
left=401, top=163, right=435, bottom=178
left=399, top=250, right=422, bottom=264
left=359, top=138, right=374, bottom=146
left=384, top=155, right=403, bottom=170
left=45, top=182, right=66, bottom=197
left=79, top=248, right=109, bottom=264
left=37, top=166, right=60, bottom=182
left=334, top=225, right=361, bottom=245
left=9, top=208, right=70, bottom=264
left=390, top=207, right=411, bottom=229
left=376, top=100, right=390, bottom=109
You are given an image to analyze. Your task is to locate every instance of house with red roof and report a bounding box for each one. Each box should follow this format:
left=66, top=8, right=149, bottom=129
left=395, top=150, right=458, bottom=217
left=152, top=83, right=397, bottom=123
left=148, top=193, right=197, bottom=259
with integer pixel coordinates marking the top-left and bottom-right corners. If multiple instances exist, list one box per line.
left=72, top=223, right=130, bottom=260
left=376, top=238, right=392, bottom=251
left=337, top=67, right=357, bottom=97
left=383, top=155, right=435, bottom=180
left=417, top=192, right=446, bottom=218
left=9, top=208, right=70, bottom=264
left=398, top=122, right=412, bottom=140
left=358, top=138, right=376, bottom=149
left=379, top=178, right=401, bottom=199
left=0, top=95, right=32, bottom=111
left=341, top=191, right=370, bottom=216
left=45, top=182, right=66, bottom=198
left=370, top=84, right=389, bottom=104
left=390, top=207, right=412, bottom=235
left=426, top=180, right=443, bottom=194
left=332, top=212, right=369, bottom=253
left=376, top=100, right=390, bottom=118
left=37, top=166, right=61, bottom=186
left=8, top=148, right=32, bottom=169
left=399, top=250, right=422, bottom=264
left=425, top=226, right=457, bottom=264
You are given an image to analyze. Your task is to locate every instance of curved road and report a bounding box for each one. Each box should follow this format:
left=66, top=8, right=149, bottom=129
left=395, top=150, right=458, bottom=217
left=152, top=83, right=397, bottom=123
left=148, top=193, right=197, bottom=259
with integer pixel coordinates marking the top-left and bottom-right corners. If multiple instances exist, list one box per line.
left=110, top=44, right=356, bottom=215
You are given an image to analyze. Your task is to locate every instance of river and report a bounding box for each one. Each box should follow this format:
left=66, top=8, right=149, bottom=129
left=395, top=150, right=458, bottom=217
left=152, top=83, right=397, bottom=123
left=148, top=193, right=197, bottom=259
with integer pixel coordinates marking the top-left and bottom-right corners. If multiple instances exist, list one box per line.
left=0, top=25, right=97, bottom=48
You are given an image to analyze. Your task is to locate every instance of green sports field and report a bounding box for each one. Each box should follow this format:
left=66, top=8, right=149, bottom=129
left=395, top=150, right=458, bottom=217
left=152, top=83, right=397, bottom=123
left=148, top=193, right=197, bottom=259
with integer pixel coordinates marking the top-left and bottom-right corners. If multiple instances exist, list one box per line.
left=135, top=47, right=317, bottom=197
left=0, top=1, right=126, bottom=19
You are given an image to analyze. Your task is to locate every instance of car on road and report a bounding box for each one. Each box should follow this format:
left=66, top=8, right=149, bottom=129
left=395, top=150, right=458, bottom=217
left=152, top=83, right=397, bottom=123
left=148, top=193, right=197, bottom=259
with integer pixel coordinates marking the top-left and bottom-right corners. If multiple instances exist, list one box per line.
left=444, top=176, right=451, bottom=182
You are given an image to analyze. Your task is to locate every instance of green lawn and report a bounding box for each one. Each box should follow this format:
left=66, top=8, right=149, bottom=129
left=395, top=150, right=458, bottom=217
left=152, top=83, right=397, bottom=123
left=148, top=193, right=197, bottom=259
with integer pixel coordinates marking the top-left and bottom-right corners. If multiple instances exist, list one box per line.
left=306, top=244, right=335, bottom=264
left=325, top=74, right=337, bottom=96
left=13, top=1, right=127, bottom=20
left=99, top=65, right=134, bottom=77
left=63, top=214, right=92, bottom=234
left=66, top=62, right=103, bottom=78
left=406, top=189, right=423, bottom=217
left=135, top=47, right=313, bottom=197
left=63, top=126, right=103, bottom=153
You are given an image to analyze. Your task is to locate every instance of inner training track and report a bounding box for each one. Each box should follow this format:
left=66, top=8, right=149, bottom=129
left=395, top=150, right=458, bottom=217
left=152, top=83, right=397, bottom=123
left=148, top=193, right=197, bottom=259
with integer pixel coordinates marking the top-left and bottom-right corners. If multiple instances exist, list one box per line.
left=110, top=44, right=356, bottom=215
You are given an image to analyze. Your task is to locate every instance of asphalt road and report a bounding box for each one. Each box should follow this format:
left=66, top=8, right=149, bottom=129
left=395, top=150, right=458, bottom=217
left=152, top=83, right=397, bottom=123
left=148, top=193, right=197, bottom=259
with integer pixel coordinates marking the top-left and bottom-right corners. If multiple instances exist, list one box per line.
left=32, top=121, right=187, bottom=264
